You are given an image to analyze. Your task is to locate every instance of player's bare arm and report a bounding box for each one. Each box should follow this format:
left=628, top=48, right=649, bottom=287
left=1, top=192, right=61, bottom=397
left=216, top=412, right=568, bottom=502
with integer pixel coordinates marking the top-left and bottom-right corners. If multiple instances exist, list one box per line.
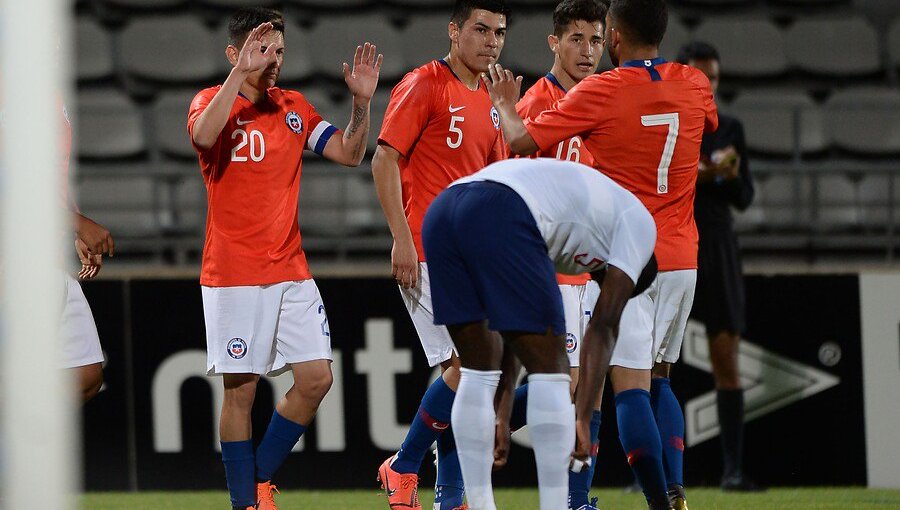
left=322, top=43, right=383, bottom=167
left=371, top=144, right=419, bottom=289
left=493, top=343, right=519, bottom=470
left=482, top=63, right=539, bottom=155
left=191, top=22, right=278, bottom=150
left=74, top=213, right=114, bottom=258
left=572, top=265, right=634, bottom=463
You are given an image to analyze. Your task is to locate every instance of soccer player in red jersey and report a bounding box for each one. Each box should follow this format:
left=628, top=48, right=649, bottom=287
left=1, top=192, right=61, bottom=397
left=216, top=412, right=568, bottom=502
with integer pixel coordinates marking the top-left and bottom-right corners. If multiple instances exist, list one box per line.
left=485, top=0, right=717, bottom=508
left=187, top=8, right=382, bottom=510
left=372, top=1, right=509, bottom=509
left=510, top=2, right=607, bottom=509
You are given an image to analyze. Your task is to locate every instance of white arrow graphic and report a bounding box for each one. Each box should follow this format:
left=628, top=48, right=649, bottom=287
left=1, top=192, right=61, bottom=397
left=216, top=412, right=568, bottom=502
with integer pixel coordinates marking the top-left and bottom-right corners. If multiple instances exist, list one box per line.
left=682, top=320, right=840, bottom=447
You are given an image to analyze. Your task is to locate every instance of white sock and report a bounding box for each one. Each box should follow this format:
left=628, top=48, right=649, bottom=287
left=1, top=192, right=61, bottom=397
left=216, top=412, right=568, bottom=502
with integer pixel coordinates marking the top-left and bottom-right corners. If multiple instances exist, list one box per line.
left=527, top=373, right=575, bottom=510
left=451, top=368, right=502, bottom=510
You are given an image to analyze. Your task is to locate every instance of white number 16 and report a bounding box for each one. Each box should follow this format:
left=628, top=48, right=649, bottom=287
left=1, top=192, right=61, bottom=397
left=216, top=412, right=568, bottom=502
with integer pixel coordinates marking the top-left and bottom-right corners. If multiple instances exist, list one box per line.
left=641, top=113, right=679, bottom=194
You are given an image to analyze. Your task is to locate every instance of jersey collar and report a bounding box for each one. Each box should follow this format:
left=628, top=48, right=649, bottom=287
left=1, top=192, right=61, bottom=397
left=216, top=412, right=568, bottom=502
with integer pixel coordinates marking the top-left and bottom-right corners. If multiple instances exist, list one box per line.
left=621, top=57, right=667, bottom=68
left=439, top=59, right=480, bottom=90
left=545, top=72, right=567, bottom=93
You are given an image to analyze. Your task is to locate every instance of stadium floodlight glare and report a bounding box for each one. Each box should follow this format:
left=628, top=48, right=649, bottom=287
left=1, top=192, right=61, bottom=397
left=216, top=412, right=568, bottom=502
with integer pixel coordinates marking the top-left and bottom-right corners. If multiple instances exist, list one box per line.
left=1, top=0, right=77, bottom=507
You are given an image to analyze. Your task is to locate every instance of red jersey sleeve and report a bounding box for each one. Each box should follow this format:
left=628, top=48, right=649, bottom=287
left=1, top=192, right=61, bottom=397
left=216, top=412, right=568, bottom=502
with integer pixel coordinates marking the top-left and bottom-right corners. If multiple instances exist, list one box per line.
left=523, top=75, right=613, bottom=153
left=692, top=71, right=719, bottom=133
left=378, top=71, right=436, bottom=157
left=187, top=88, right=218, bottom=153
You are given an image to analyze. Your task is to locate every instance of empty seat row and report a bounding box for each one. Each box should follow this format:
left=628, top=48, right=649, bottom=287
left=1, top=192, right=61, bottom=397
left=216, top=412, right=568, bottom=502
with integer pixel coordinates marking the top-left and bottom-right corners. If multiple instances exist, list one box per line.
left=722, top=87, right=900, bottom=156
left=76, top=14, right=900, bottom=86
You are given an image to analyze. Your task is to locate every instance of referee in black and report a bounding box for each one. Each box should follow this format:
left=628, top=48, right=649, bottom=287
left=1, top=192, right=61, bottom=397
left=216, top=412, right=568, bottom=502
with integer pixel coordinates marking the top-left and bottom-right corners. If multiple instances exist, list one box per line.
left=677, top=42, right=760, bottom=492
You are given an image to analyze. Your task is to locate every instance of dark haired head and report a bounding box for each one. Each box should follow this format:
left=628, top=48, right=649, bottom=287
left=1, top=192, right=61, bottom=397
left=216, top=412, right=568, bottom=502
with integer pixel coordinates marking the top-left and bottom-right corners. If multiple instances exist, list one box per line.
left=228, top=7, right=285, bottom=48
left=451, top=0, right=511, bottom=28
left=608, top=0, right=667, bottom=47
left=553, top=0, right=609, bottom=37
left=676, top=41, right=720, bottom=64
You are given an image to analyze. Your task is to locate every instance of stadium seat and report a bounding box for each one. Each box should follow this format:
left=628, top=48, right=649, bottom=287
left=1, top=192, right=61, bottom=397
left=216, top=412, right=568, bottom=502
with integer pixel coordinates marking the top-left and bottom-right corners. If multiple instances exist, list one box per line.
left=198, top=0, right=278, bottom=7
left=757, top=174, right=811, bottom=227
left=817, top=174, right=860, bottom=229
left=302, top=86, right=349, bottom=131
left=503, top=13, right=556, bottom=76
left=402, top=14, right=452, bottom=70
left=76, top=90, right=146, bottom=160
left=289, top=0, right=372, bottom=7
left=299, top=160, right=350, bottom=235
left=307, top=14, right=406, bottom=80
left=659, top=17, right=691, bottom=62
left=152, top=91, right=198, bottom=160
left=75, top=172, right=160, bottom=236
left=75, top=17, right=115, bottom=82
left=120, top=16, right=222, bottom=85
left=888, top=18, right=900, bottom=72
left=280, top=22, right=316, bottom=83
left=825, top=87, right=900, bottom=155
left=692, top=19, right=788, bottom=77
left=785, top=17, right=881, bottom=76
left=858, top=173, right=900, bottom=226
left=725, top=90, right=826, bottom=156
left=368, top=89, right=392, bottom=151
left=101, top=0, right=185, bottom=8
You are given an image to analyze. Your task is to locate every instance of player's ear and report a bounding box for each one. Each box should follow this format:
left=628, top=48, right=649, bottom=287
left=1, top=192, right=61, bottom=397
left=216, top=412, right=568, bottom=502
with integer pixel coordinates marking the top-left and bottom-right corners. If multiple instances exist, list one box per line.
left=226, top=45, right=239, bottom=67
left=449, top=21, right=460, bottom=46
left=548, top=34, right=559, bottom=53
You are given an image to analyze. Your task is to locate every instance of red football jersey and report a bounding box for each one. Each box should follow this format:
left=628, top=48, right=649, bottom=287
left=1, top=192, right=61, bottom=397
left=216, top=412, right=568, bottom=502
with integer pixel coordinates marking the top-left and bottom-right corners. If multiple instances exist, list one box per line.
left=378, top=60, right=506, bottom=261
left=525, top=59, right=718, bottom=271
left=517, top=73, right=593, bottom=286
left=188, top=86, right=338, bottom=287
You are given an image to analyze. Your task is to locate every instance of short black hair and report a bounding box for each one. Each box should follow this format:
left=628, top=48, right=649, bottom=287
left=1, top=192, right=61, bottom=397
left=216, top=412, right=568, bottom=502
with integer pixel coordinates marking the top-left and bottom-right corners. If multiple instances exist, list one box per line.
left=228, top=7, right=285, bottom=48
left=608, top=0, right=667, bottom=47
left=451, top=0, right=511, bottom=28
left=553, top=0, right=609, bottom=37
left=676, top=41, right=720, bottom=65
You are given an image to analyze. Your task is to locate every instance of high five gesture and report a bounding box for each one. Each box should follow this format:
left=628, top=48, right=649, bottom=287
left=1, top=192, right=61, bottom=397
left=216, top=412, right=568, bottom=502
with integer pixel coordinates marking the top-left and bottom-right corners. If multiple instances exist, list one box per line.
left=343, top=42, right=384, bottom=101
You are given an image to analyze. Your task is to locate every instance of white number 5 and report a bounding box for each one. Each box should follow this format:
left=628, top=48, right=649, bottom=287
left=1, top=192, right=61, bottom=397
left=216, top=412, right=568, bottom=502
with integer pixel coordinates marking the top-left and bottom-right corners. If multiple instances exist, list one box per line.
left=447, top=116, right=464, bottom=149
left=641, top=113, right=679, bottom=194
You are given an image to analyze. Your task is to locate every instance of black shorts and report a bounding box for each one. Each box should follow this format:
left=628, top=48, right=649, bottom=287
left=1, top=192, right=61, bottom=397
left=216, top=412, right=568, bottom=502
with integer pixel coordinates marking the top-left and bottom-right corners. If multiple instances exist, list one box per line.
left=691, top=226, right=746, bottom=335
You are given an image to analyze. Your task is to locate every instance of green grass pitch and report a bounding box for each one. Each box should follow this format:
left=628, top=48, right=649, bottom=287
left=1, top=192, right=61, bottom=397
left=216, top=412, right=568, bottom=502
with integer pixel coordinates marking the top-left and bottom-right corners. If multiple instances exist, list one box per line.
left=82, top=487, right=900, bottom=509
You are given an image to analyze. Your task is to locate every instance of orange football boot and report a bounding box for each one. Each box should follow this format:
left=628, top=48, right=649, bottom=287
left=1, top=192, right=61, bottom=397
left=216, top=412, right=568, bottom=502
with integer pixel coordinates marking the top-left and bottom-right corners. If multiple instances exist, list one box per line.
left=377, top=455, right=421, bottom=509
left=256, top=480, right=279, bottom=510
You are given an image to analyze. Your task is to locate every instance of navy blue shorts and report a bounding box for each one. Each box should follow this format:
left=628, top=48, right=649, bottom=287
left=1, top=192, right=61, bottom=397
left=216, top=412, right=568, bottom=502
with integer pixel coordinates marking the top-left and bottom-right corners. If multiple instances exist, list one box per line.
left=422, top=181, right=565, bottom=336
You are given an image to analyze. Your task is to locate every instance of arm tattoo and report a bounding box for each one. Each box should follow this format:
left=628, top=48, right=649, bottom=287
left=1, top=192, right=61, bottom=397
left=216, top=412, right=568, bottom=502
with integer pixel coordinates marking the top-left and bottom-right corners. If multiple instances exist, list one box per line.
left=346, top=104, right=368, bottom=158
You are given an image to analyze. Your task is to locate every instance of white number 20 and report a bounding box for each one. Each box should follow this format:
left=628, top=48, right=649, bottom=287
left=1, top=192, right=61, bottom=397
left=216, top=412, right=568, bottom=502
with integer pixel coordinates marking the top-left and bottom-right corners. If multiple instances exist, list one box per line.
left=231, top=129, right=265, bottom=162
left=641, top=113, right=679, bottom=194
left=447, top=116, right=464, bottom=149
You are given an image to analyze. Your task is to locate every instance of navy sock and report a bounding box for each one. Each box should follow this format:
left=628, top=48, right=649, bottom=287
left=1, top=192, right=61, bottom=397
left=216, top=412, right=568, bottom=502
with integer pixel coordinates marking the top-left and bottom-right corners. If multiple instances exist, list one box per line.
left=434, top=427, right=465, bottom=510
left=615, top=389, right=668, bottom=503
left=568, top=409, right=602, bottom=508
left=392, top=375, right=456, bottom=474
left=509, top=383, right=529, bottom=432
left=221, top=440, right=256, bottom=508
left=255, top=410, right=307, bottom=482
left=651, top=378, right=685, bottom=488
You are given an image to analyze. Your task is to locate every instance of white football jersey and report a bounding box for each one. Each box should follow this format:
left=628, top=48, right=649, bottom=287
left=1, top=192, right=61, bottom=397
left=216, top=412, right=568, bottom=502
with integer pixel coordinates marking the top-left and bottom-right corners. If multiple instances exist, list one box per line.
left=453, top=158, right=656, bottom=284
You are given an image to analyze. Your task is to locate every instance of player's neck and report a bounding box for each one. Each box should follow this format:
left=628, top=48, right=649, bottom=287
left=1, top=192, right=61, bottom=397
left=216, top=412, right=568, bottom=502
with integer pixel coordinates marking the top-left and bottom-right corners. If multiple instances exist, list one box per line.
left=444, top=54, right=481, bottom=91
left=239, top=82, right=268, bottom=104
left=549, top=62, right=578, bottom=92
left=616, top=45, right=660, bottom=66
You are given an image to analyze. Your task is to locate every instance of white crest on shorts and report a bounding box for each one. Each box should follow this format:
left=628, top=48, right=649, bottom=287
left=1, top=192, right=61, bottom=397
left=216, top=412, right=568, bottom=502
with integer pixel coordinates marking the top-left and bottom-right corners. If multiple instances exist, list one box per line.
left=227, top=338, right=248, bottom=359
left=490, top=107, right=500, bottom=130
left=285, top=111, right=303, bottom=134
left=566, top=333, right=577, bottom=354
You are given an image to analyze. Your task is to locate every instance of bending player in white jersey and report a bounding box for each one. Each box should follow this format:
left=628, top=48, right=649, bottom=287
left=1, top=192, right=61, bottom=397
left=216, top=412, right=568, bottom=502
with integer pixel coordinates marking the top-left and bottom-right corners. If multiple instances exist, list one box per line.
left=422, top=158, right=658, bottom=510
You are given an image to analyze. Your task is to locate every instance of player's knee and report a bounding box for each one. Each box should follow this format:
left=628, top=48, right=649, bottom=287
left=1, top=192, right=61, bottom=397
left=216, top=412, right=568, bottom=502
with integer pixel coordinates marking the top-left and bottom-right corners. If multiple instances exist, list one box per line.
left=295, top=368, right=333, bottom=403
left=223, top=378, right=259, bottom=410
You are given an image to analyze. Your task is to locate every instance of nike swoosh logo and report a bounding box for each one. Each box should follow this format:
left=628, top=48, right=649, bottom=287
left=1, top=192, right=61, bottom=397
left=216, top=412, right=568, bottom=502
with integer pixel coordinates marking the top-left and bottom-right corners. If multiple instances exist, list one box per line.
left=386, top=488, right=396, bottom=497
left=449, top=105, right=465, bottom=113
left=236, top=118, right=254, bottom=126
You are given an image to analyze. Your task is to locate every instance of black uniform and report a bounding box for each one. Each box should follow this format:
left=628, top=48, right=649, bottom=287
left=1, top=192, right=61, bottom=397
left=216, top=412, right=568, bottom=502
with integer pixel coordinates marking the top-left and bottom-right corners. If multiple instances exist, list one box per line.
left=691, top=113, right=754, bottom=335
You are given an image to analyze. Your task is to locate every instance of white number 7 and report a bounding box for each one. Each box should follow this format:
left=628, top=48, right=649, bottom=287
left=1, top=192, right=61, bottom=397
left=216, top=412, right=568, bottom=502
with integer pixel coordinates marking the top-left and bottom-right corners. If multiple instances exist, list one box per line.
left=641, top=113, right=679, bottom=194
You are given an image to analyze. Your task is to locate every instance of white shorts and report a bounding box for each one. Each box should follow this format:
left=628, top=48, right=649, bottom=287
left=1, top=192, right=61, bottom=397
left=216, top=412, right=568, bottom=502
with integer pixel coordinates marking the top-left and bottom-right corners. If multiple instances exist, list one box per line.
left=202, top=279, right=332, bottom=377
left=399, top=262, right=456, bottom=367
left=610, top=269, right=697, bottom=369
left=560, top=280, right=600, bottom=367
left=60, top=273, right=104, bottom=369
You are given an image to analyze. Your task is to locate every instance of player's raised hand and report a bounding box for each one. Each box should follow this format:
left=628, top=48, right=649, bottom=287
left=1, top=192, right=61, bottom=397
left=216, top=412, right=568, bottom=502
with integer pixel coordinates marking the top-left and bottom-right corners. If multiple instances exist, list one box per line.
left=482, top=63, right=523, bottom=108
left=391, top=238, right=419, bottom=289
left=235, top=22, right=278, bottom=75
left=75, top=238, right=102, bottom=280
left=343, top=42, right=383, bottom=101
left=75, top=213, right=114, bottom=258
